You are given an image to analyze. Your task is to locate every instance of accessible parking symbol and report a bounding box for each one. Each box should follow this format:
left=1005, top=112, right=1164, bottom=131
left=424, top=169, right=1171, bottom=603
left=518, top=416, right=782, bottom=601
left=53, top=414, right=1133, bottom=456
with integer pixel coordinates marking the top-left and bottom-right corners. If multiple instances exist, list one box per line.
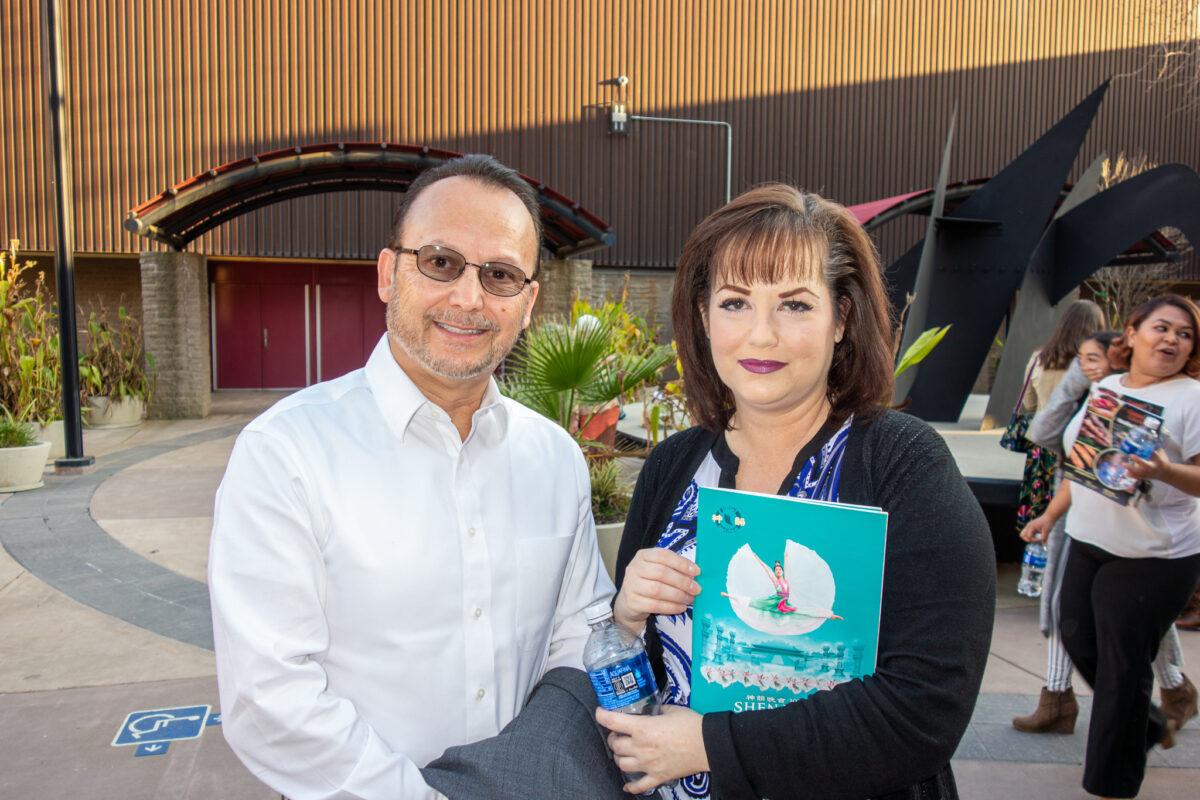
left=112, top=705, right=211, bottom=748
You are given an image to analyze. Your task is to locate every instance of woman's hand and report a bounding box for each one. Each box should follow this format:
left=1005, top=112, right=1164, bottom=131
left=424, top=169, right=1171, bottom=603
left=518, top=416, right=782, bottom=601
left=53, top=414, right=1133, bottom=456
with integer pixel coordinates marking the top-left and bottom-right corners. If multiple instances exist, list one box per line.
left=1020, top=515, right=1053, bottom=543
left=1126, top=449, right=1170, bottom=482
left=596, top=705, right=709, bottom=793
left=613, top=548, right=700, bottom=635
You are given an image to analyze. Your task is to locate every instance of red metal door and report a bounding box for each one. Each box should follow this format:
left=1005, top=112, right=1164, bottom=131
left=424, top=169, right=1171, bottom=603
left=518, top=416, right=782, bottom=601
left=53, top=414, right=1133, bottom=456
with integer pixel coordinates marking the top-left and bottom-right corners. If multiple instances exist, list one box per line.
left=318, top=284, right=364, bottom=382
left=214, top=283, right=262, bottom=389
left=316, top=265, right=388, bottom=381
left=363, top=284, right=387, bottom=354
left=260, top=284, right=309, bottom=389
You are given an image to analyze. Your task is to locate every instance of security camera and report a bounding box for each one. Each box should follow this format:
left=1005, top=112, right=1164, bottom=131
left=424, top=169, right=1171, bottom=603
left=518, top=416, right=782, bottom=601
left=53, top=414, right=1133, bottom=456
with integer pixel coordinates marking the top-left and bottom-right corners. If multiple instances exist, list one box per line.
left=598, top=75, right=629, bottom=87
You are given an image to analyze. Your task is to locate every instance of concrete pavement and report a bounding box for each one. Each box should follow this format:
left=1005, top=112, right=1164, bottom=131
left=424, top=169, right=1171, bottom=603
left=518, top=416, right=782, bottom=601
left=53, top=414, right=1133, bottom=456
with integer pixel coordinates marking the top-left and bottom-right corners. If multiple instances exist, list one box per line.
left=1, top=392, right=1197, bottom=799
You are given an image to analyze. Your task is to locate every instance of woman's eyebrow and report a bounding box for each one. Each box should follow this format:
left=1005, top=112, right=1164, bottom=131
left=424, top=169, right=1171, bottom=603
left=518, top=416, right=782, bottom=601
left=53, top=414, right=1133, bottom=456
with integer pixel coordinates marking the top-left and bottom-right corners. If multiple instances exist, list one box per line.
left=778, top=287, right=818, bottom=299
left=715, top=284, right=750, bottom=295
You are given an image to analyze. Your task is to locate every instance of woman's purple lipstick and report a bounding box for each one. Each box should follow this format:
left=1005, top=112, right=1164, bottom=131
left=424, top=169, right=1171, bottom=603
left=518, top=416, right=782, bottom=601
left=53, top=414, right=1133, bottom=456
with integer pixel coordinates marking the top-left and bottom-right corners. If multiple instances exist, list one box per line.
left=738, top=359, right=786, bottom=374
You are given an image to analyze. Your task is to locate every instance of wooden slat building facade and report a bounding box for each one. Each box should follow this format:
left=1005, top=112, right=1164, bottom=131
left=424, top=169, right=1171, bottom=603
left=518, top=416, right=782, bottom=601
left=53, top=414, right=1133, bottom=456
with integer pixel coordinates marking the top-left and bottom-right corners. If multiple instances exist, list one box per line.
left=3, top=0, right=1198, bottom=270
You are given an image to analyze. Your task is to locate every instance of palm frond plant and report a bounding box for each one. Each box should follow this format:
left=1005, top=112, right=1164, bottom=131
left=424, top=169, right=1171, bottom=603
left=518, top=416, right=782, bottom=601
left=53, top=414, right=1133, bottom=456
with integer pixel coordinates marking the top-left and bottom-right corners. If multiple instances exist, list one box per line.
left=503, top=309, right=671, bottom=525
left=501, top=315, right=672, bottom=441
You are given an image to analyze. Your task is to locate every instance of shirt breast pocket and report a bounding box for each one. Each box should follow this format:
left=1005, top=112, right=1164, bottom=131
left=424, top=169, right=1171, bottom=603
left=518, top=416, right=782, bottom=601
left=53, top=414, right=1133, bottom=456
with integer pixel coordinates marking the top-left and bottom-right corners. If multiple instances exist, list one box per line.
left=515, top=534, right=576, bottom=652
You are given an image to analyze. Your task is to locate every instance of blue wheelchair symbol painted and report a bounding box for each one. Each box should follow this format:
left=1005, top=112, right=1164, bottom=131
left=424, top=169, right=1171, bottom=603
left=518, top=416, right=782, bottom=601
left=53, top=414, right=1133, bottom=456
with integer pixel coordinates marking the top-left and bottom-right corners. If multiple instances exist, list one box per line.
left=206, top=712, right=222, bottom=726
left=112, top=705, right=211, bottom=747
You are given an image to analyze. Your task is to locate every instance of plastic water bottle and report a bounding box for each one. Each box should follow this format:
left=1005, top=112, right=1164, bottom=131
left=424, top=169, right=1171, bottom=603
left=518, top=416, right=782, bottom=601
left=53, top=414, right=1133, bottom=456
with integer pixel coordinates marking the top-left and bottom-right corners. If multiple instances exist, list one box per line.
left=1017, top=542, right=1047, bottom=598
left=583, top=601, right=674, bottom=796
left=1108, top=418, right=1162, bottom=491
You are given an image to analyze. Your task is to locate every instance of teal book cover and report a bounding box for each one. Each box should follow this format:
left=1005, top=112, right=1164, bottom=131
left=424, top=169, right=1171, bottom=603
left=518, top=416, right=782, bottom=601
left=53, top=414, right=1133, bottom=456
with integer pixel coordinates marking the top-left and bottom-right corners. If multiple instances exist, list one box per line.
left=690, top=486, right=888, bottom=714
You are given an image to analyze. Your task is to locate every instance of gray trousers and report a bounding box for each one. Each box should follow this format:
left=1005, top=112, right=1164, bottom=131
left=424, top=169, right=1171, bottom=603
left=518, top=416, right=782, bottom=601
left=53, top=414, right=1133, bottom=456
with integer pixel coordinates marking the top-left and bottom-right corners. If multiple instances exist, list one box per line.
left=421, top=667, right=629, bottom=800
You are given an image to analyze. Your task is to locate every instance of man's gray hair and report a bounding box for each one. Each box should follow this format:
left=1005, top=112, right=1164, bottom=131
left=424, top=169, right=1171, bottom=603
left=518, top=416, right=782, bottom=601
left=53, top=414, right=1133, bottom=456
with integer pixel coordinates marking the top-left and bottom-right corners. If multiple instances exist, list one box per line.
left=388, top=154, right=544, bottom=261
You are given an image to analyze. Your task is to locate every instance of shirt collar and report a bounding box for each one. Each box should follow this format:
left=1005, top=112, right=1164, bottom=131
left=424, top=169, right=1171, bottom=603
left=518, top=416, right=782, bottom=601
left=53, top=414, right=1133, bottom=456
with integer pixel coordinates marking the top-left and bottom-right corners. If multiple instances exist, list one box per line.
left=364, top=334, right=508, bottom=443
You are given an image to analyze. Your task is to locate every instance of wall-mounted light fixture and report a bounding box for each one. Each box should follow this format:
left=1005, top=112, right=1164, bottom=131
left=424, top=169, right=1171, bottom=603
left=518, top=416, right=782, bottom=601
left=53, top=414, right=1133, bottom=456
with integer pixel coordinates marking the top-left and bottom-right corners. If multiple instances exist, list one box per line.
left=594, top=75, right=732, bottom=204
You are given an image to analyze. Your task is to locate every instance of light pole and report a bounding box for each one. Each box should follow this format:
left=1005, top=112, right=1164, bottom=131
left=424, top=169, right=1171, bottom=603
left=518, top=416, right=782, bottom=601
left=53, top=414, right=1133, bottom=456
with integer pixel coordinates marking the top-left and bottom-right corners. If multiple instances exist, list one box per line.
left=41, top=0, right=93, bottom=469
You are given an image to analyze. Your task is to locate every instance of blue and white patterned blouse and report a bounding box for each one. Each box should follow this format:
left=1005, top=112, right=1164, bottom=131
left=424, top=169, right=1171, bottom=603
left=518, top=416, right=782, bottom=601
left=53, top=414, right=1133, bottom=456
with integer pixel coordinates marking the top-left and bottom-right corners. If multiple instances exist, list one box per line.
left=652, top=416, right=852, bottom=800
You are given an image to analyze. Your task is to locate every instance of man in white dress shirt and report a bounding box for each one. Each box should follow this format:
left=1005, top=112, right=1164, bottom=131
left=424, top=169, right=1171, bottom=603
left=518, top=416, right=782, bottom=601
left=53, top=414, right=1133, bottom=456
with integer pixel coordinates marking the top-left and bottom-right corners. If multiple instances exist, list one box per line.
left=209, top=155, right=616, bottom=799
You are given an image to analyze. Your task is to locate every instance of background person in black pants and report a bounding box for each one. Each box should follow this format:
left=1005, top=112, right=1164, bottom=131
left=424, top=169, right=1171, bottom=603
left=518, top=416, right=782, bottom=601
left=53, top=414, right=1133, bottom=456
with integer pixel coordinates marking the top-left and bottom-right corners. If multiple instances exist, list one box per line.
left=1023, top=294, right=1200, bottom=799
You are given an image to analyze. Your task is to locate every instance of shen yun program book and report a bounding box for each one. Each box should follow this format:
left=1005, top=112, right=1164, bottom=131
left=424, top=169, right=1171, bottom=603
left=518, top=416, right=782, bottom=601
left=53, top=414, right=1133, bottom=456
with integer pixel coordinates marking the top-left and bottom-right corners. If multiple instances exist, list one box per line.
left=690, top=486, right=887, bottom=714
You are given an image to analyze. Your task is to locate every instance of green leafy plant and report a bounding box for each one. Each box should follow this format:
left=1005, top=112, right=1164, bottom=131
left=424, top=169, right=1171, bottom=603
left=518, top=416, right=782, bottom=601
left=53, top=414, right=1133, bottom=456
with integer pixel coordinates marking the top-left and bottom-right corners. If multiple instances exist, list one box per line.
left=643, top=341, right=690, bottom=446
left=570, top=280, right=659, bottom=368
left=0, top=408, right=37, bottom=448
left=502, top=315, right=671, bottom=442
left=78, top=304, right=156, bottom=405
left=0, top=240, right=62, bottom=425
left=589, top=457, right=632, bottom=524
left=894, top=325, right=951, bottom=379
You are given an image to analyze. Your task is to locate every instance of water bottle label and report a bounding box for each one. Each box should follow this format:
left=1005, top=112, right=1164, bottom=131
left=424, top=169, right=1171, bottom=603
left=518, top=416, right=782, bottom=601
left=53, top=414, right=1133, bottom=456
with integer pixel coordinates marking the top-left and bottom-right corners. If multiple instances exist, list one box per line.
left=588, top=652, right=656, bottom=710
left=1022, top=549, right=1046, bottom=569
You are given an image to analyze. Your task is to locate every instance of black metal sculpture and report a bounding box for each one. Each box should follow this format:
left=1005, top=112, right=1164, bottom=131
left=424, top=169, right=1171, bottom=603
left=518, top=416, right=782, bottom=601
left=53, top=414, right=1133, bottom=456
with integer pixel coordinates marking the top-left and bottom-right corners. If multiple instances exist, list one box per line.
left=872, top=80, right=1199, bottom=422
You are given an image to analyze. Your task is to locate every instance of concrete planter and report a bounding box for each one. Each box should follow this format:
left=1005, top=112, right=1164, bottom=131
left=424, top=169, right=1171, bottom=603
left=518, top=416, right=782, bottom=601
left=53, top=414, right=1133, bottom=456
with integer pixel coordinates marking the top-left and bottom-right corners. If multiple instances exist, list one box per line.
left=595, top=520, right=625, bottom=581
left=38, top=420, right=65, bottom=463
left=85, top=396, right=145, bottom=429
left=0, top=441, right=51, bottom=492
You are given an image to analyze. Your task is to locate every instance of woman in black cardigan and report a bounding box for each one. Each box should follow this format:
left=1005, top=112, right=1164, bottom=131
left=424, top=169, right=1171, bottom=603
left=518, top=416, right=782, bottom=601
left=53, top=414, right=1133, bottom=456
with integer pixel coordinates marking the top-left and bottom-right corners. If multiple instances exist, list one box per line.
left=596, top=185, right=996, bottom=800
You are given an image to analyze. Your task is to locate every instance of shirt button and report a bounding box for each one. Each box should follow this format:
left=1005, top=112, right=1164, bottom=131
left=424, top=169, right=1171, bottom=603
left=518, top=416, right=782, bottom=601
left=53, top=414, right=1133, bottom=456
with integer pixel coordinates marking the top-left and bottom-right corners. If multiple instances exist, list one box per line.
left=473, top=607, right=482, bottom=619
left=467, top=527, right=476, bottom=537
left=476, top=688, right=486, bottom=700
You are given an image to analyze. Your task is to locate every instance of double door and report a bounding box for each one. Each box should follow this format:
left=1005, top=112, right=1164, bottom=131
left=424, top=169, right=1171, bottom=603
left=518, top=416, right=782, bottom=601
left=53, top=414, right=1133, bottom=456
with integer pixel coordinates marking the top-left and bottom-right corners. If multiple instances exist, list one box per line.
left=212, top=263, right=386, bottom=390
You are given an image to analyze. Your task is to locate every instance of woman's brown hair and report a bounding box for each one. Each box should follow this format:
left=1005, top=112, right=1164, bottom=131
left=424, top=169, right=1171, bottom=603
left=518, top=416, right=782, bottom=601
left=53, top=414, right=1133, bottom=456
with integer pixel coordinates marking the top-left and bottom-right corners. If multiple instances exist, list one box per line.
left=672, top=184, right=895, bottom=432
left=1037, top=299, right=1105, bottom=370
left=1108, top=294, right=1200, bottom=379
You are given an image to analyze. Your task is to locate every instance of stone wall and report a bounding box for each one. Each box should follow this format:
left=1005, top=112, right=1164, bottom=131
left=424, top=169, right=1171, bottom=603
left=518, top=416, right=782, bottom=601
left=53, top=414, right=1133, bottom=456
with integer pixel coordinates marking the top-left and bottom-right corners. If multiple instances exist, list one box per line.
left=28, top=254, right=143, bottom=324
left=139, top=251, right=211, bottom=418
left=532, top=258, right=677, bottom=339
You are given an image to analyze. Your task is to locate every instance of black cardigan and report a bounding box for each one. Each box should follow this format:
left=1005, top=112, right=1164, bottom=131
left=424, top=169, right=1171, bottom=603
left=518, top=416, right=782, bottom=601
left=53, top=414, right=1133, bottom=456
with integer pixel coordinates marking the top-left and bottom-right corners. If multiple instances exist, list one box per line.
left=614, top=410, right=996, bottom=800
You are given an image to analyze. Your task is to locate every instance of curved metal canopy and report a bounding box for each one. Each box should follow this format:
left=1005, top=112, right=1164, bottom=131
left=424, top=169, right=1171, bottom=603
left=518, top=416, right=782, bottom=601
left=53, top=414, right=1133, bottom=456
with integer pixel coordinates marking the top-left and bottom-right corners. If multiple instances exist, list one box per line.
left=125, top=143, right=615, bottom=257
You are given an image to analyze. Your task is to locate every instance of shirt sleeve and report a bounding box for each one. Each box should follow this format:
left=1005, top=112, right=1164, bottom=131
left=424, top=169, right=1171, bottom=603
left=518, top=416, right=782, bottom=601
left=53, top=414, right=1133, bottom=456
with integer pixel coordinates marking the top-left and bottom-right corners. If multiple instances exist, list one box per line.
left=544, top=446, right=617, bottom=672
left=209, top=429, right=442, bottom=800
left=1027, top=358, right=1090, bottom=453
left=701, top=418, right=996, bottom=800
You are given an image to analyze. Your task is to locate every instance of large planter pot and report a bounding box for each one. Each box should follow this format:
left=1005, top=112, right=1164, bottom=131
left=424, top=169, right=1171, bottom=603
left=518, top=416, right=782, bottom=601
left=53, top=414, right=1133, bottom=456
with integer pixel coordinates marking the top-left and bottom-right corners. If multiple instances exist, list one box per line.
left=0, top=441, right=51, bottom=492
left=85, top=396, right=145, bottom=429
left=38, top=420, right=65, bottom=463
left=578, top=404, right=621, bottom=448
left=595, top=520, right=625, bottom=581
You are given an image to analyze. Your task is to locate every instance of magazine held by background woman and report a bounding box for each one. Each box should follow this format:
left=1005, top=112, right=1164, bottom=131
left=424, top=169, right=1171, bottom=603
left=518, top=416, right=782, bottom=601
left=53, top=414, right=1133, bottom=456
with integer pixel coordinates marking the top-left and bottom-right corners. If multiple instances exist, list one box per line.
left=1060, top=385, right=1165, bottom=506
left=690, top=486, right=887, bottom=714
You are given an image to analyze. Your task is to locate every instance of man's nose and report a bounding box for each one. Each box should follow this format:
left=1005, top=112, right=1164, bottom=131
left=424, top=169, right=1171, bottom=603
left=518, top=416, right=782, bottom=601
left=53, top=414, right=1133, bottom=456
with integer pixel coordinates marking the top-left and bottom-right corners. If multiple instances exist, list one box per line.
left=446, top=265, right=486, bottom=310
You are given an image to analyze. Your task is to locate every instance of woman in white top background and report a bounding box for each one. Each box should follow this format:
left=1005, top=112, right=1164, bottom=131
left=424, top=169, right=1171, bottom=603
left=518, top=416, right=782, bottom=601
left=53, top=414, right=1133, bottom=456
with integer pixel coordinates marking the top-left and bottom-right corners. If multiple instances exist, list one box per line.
left=1022, top=294, right=1200, bottom=799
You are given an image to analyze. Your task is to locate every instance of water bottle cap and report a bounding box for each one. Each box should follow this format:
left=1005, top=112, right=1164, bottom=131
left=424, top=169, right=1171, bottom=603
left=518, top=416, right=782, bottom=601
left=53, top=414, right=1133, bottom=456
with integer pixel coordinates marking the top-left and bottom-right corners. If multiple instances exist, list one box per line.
left=585, top=601, right=614, bottom=625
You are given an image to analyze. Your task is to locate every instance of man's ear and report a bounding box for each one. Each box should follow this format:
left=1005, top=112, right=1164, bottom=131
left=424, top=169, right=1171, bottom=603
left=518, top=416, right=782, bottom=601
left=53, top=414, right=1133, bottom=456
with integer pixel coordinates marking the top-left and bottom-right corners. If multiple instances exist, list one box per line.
left=522, top=282, right=540, bottom=329
left=376, top=248, right=396, bottom=303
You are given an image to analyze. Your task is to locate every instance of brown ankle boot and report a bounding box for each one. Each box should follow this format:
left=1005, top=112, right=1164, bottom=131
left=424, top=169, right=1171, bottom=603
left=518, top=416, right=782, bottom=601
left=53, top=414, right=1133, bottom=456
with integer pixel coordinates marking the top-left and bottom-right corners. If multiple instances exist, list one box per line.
left=1178, top=587, right=1200, bottom=631
left=1012, top=687, right=1079, bottom=734
left=1161, top=674, right=1199, bottom=730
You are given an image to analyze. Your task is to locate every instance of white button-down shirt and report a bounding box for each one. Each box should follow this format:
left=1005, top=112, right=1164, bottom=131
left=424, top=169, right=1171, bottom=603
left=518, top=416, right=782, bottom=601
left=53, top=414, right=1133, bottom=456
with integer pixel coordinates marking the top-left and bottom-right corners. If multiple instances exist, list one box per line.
left=210, top=336, right=614, bottom=800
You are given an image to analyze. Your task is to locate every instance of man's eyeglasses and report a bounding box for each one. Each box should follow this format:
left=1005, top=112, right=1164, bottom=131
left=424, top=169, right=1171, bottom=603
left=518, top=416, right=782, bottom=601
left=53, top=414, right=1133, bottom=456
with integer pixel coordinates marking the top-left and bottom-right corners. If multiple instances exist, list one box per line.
left=395, top=245, right=535, bottom=298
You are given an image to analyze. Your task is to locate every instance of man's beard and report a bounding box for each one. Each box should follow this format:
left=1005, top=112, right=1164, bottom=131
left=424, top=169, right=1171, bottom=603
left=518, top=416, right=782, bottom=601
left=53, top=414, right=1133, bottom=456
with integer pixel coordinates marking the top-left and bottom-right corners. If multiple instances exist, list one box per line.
left=386, top=295, right=526, bottom=380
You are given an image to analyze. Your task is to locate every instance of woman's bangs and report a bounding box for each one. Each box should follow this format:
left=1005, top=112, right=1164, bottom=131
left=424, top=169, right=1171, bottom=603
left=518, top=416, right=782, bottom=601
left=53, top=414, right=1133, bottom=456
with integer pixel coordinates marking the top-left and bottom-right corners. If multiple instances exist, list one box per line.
left=711, top=224, right=826, bottom=289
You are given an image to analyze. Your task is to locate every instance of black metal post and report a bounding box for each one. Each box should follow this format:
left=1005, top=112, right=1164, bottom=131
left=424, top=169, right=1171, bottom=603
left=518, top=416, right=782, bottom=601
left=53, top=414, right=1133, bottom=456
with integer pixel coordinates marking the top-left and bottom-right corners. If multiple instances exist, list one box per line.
left=42, top=0, right=92, bottom=469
